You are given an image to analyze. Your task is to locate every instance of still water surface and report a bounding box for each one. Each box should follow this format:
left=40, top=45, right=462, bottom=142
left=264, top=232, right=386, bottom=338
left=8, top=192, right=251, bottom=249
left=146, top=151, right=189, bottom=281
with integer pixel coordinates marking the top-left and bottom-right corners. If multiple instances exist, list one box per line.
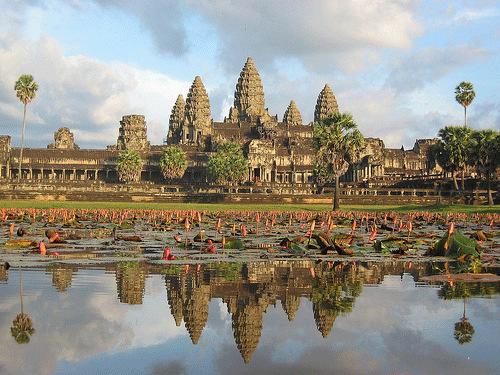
left=0, top=262, right=498, bottom=375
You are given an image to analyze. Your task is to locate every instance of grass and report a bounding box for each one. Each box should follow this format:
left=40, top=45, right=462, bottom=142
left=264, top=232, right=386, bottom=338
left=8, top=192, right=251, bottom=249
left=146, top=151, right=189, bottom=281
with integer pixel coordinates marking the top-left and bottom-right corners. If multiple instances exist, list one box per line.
left=0, top=200, right=498, bottom=213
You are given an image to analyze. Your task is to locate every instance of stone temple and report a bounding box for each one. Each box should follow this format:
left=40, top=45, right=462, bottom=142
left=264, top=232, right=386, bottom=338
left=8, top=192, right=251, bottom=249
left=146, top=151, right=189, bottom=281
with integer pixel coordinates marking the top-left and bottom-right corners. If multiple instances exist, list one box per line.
left=0, top=57, right=439, bottom=184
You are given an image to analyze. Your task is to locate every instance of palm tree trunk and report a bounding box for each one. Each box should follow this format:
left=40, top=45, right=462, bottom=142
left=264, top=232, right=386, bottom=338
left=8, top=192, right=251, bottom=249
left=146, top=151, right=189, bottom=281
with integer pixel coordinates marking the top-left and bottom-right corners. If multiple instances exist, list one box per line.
left=17, top=104, right=27, bottom=182
left=487, top=172, right=493, bottom=206
left=19, top=267, right=24, bottom=314
left=464, top=106, right=467, bottom=127
left=333, top=175, right=340, bottom=211
left=461, top=169, right=465, bottom=191
left=452, top=171, right=459, bottom=191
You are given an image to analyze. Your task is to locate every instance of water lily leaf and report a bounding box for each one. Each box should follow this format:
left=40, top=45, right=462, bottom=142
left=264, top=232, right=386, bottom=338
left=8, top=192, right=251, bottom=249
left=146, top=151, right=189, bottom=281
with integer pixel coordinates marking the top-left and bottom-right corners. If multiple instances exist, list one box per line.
left=429, top=230, right=480, bottom=258
left=224, top=239, right=245, bottom=250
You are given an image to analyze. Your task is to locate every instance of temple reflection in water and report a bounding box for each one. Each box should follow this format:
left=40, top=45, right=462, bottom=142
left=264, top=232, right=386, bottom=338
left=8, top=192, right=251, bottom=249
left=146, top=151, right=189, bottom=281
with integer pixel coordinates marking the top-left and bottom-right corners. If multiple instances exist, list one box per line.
left=23, top=260, right=499, bottom=364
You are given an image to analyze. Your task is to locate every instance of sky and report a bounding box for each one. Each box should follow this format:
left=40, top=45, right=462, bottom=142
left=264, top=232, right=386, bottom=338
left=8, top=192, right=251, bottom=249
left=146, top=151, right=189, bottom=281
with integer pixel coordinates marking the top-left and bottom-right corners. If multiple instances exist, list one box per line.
left=0, top=0, right=498, bottom=149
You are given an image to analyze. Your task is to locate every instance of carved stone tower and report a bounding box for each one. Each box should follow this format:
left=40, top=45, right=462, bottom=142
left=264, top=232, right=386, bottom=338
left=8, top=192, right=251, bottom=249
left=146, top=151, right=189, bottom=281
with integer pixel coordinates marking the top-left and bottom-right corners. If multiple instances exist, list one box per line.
left=314, top=84, right=339, bottom=123
left=228, top=57, right=266, bottom=123
left=283, top=100, right=303, bottom=126
left=48, top=128, right=79, bottom=150
left=167, top=95, right=185, bottom=144
left=183, top=76, right=212, bottom=146
left=117, top=115, right=150, bottom=151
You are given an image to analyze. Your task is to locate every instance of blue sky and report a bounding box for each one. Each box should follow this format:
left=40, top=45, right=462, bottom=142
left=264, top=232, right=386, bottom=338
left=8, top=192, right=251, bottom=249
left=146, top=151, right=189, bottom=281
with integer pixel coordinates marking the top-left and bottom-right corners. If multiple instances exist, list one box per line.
left=0, top=0, right=498, bottom=148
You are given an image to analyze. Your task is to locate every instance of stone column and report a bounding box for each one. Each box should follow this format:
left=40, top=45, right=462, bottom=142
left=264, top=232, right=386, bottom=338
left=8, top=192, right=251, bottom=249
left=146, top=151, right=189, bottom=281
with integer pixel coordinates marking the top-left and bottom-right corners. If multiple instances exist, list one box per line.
left=94, top=170, right=98, bottom=180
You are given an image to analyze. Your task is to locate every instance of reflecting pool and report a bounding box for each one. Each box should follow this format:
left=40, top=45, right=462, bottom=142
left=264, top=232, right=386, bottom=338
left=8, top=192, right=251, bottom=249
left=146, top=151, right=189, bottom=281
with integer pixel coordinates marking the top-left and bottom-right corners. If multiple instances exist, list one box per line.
left=0, top=261, right=499, bottom=375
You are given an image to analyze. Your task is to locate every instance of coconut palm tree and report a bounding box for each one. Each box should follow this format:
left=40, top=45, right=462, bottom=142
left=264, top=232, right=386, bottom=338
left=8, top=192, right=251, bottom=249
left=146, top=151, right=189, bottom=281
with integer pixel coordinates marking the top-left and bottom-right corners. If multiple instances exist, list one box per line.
left=10, top=268, right=35, bottom=344
left=14, top=74, right=39, bottom=181
left=436, top=126, right=473, bottom=191
left=469, top=129, right=499, bottom=205
left=454, top=298, right=475, bottom=345
left=313, top=112, right=364, bottom=210
left=116, top=150, right=143, bottom=183
left=455, top=82, right=475, bottom=127
left=159, top=146, right=188, bottom=181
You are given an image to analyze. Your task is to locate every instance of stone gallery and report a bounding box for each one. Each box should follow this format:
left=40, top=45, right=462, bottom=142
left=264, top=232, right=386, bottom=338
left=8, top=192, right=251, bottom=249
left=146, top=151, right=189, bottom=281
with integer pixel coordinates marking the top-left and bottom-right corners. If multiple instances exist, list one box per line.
left=0, top=58, right=439, bottom=185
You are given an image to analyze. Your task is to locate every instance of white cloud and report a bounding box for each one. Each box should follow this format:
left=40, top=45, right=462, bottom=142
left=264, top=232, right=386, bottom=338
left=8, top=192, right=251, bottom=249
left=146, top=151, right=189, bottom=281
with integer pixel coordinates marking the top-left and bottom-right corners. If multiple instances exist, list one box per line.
left=0, top=33, right=189, bottom=148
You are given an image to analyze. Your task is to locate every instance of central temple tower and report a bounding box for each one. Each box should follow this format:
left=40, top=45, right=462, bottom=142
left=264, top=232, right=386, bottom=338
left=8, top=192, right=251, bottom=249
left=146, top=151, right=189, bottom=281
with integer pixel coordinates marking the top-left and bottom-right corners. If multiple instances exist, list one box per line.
left=227, top=57, right=267, bottom=123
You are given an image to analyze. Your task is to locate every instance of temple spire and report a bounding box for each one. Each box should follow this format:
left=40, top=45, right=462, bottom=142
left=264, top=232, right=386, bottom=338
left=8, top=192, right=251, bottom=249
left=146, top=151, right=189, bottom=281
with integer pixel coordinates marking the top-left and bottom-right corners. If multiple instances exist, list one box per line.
left=229, top=57, right=266, bottom=122
left=167, top=94, right=185, bottom=144
left=314, top=84, right=339, bottom=123
left=183, top=76, right=212, bottom=145
left=283, top=100, right=303, bottom=126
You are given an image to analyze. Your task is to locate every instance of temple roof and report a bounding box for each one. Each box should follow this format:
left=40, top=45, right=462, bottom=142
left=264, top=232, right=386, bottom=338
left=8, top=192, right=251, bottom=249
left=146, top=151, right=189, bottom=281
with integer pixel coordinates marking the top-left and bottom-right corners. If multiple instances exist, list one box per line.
left=314, top=84, right=339, bottom=123
left=185, top=76, right=211, bottom=128
left=283, top=100, right=303, bottom=126
left=231, top=57, right=266, bottom=122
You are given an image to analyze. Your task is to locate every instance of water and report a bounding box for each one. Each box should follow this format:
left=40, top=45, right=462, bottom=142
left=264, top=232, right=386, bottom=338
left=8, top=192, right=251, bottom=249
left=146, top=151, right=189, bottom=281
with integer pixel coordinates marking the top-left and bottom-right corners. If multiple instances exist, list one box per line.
left=0, top=262, right=499, bottom=375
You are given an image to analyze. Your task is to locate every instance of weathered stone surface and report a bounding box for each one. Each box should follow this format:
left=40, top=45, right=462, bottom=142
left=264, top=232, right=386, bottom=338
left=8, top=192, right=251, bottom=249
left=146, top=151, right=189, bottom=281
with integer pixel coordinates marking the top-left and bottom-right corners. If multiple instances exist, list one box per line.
left=167, top=95, right=185, bottom=144
left=314, top=84, right=339, bottom=123
left=231, top=57, right=266, bottom=122
left=183, top=76, right=212, bottom=145
left=48, top=127, right=79, bottom=150
left=115, top=265, right=147, bottom=305
left=232, top=301, right=264, bottom=363
left=183, top=276, right=210, bottom=344
left=117, top=115, right=150, bottom=151
left=283, top=100, right=303, bottom=126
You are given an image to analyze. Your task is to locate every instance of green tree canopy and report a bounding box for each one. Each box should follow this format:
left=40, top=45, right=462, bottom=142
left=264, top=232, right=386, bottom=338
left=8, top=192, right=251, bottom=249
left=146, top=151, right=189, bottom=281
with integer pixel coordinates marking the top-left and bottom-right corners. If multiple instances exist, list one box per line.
left=116, top=150, right=143, bottom=183
left=434, top=125, right=473, bottom=191
left=159, top=146, right=188, bottom=180
left=313, top=112, right=364, bottom=209
left=11, top=312, right=35, bottom=344
left=207, top=141, right=247, bottom=184
left=470, top=129, right=500, bottom=205
left=455, top=81, right=475, bottom=126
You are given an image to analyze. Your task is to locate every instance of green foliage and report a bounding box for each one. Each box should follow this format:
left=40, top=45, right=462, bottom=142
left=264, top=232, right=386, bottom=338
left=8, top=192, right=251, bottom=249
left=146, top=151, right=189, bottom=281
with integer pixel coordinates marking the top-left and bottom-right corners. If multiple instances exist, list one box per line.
left=313, top=112, right=364, bottom=182
left=454, top=317, right=475, bottom=345
left=116, top=150, right=143, bottom=183
left=434, top=125, right=473, bottom=174
left=14, top=74, right=38, bottom=105
left=11, top=313, right=35, bottom=344
left=455, top=82, right=475, bottom=110
left=207, top=141, right=247, bottom=184
left=469, top=129, right=500, bottom=176
left=431, top=230, right=480, bottom=258
left=159, top=146, right=187, bottom=180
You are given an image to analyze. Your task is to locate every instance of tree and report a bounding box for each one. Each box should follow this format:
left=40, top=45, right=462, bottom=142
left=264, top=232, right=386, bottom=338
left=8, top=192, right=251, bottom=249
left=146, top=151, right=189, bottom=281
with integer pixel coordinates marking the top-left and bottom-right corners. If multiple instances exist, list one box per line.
left=435, top=126, right=473, bottom=191
left=469, top=129, right=499, bottom=205
left=11, top=268, right=35, bottom=344
left=455, top=82, right=475, bottom=127
left=14, top=74, right=39, bottom=181
left=159, top=146, right=188, bottom=181
left=313, top=112, right=364, bottom=210
left=116, top=150, right=143, bottom=183
left=207, top=141, right=247, bottom=184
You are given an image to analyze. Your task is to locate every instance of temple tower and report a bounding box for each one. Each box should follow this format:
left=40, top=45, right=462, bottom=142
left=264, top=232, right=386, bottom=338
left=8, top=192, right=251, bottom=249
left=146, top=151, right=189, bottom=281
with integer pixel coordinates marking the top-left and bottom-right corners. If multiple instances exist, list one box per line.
left=115, top=264, right=148, bottom=305
left=166, top=95, right=185, bottom=144
left=283, top=100, right=303, bottom=126
left=183, top=76, right=212, bottom=146
left=232, top=301, right=264, bottom=363
left=314, top=84, right=339, bottom=123
left=48, top=128, right=79, bottom=150
left=281, top=293, right=301, bottom=321
left=228, top=57, right=266, bottom=123
left=117, top=115, right=150, bottom=151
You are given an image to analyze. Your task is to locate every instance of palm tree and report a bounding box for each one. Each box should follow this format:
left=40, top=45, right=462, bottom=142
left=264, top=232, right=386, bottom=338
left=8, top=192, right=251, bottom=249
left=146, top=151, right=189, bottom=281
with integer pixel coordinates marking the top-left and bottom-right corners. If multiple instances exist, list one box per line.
left=454, top=298, right=475, bottom=345
left=436, top=126, right=472, bottom=191
left=159, top=146, right=188, bottom=181
left=470, top=129, right=499, bottom=205
left=11, top=268, right=35, bottom=344
left=116, top=150, right=143, bottom=183
left=14, top=74, right=39, bottom=181
left=455, top=82, right=475, bottom=127
left=313, top=112, right=364, bottom=210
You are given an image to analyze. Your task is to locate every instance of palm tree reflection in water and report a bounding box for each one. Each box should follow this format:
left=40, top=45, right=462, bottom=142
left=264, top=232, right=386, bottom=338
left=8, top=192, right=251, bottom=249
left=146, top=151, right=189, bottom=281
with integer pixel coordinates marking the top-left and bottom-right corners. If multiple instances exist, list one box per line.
left=10, top=268, right=35, bottom=344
